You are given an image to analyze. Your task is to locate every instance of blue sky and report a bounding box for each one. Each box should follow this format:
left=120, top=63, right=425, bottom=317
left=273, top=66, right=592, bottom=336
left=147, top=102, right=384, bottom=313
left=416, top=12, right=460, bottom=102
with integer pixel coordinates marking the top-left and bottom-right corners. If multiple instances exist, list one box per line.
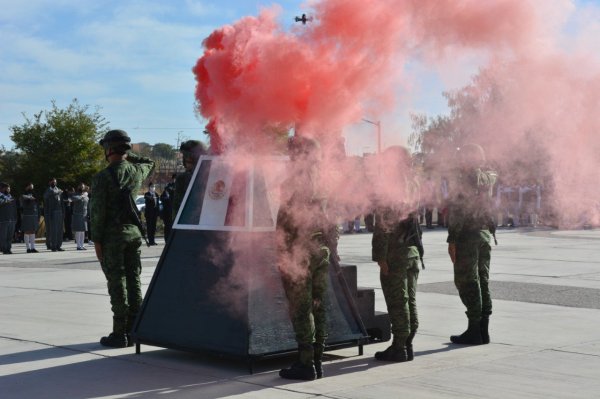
left=0, top=0, right=597, bottom=154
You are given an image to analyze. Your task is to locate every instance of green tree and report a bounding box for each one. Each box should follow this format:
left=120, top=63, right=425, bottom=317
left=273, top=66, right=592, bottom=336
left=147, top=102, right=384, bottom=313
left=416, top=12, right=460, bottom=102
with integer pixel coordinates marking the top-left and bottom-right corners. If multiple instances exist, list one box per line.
left=151, top=143, right=176, bottom=160
left=136, top=142, right=152, bottom=157
left=8, top=99, right=109, bottom=197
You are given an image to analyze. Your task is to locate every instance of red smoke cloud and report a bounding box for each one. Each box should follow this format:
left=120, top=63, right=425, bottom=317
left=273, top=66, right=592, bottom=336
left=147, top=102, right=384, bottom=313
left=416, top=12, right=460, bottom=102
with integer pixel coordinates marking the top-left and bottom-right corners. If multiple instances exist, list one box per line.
left=193, top=0, right=600, bottom=226
left=190, top=0, right=600, bottom=317
left=193, top=0, right=542, bottom=152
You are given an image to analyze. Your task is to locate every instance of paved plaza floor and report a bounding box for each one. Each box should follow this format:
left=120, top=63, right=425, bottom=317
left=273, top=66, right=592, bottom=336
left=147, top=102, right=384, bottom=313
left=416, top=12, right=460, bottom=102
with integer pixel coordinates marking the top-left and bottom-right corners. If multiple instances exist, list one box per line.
left=1, top=227, right=599, bottom=398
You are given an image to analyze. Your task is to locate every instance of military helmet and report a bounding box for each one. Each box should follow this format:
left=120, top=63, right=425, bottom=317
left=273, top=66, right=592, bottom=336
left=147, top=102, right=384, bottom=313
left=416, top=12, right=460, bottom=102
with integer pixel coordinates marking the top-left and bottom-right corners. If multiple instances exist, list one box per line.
left=180, top=140, right=207, bottom=170
left=99, top=129, right=132, bottom=153
left=180, top=140, right=207, bottom=158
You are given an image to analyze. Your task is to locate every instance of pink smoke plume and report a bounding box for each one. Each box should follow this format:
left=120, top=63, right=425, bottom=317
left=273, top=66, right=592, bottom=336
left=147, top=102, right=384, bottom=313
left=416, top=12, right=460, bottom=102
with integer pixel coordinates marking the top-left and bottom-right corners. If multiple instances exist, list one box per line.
left=193, top=0, right=600, bottom=229
left=193, top=0, right=540, bottom=153
left=189, top=0, right=600, bottom=317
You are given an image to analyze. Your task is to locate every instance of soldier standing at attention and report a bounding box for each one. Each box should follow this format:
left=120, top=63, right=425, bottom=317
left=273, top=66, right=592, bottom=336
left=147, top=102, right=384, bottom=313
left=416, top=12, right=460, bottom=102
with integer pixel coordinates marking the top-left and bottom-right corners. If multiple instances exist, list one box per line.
left=21, top=183, right=39, bottom=253
left=91, top=129, right=155, bottom=348
left=44, top=178, right=64, bottom=252
left=371, top=146, right=423, bottom=362
left=447, top=144, right=497, bottom=345
left=172, top=140, right=207, bottom=219
left=277, top=136, right=336, bottom=381
left=144, top=182, right=160, bottom=246
left=0, top=183, right=17, bottom=254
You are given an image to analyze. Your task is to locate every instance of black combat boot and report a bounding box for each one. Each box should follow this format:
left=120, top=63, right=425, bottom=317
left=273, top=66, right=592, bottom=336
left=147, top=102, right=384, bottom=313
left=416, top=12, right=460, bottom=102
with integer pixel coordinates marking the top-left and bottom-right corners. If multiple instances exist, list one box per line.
left=480, top=315, right=490, bottom=344
left=405, top=331, right=416, bottom=361
left=101, top=317, right=128, bottom=348
left=313, top=343, right=325, bottom=379
left=279, top=344, right=316, bottom=381
left=450, top=319, right=483, bottom=345
left=375, top=337, right=408, bottom=362
left=100, top=332, right=128, bottom=348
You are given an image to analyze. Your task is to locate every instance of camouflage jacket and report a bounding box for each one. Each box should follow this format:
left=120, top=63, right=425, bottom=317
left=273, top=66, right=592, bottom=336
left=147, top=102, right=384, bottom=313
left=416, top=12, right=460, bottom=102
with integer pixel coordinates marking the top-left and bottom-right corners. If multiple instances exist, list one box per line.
left=90, top=152, right=155, bottom=243
left=276, top=194, right=337, bottom=254
left=372, top=206, right=422, bottom=263
left=447, top=167, right=497, bottom=244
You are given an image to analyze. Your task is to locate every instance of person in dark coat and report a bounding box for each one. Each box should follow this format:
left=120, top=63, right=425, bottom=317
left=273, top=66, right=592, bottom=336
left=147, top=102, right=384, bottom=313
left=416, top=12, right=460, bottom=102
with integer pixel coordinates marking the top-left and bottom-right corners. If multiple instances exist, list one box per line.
left=0, top=182, right=17, bottom=254
left=144, top=182, right=160, bottom=245
left=44, top=178, right=64, bottom=251
left=62, top=187, right=74, bottom=241
left=160, top=174, right=175, bottom=241
left=21, top=183, right=39, bottom=253
left=71, top=183, right=89, bottom=250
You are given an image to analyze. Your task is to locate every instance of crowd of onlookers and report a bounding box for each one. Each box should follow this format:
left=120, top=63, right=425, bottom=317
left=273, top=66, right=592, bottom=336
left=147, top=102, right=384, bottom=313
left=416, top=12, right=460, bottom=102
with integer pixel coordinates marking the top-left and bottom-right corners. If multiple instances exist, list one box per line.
left=0, top=172, right=548, bottom=253
left=340, top=178, right=546, bottom=234
left=0, top=175, right=178, bottom=255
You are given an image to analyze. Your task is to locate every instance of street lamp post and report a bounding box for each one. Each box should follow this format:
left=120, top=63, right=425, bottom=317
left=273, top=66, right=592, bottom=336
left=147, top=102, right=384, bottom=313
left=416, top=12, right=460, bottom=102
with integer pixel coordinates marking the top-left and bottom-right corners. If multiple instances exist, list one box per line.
left=362, top=119, right=381, bottom=154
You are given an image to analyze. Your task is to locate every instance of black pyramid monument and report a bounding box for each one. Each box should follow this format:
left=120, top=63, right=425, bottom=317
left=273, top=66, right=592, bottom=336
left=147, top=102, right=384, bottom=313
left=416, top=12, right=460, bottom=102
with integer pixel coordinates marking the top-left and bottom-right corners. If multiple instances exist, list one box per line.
left=132, top=156, right=367, bottom=361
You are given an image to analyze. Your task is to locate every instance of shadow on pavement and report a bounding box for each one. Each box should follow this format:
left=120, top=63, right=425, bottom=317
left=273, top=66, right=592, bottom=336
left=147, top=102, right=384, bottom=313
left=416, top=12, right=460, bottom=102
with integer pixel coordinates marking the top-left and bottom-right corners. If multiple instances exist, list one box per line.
left=0, top=342, right=99, bottom=365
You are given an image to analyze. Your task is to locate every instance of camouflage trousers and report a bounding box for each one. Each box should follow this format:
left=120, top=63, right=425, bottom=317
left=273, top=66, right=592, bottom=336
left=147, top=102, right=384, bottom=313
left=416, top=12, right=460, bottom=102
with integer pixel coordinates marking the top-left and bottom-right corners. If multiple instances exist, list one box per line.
left=101, top=237, right=143, bottom=334
left=281, top=245, right=330, bottom=365
left=380, top=257, right=420, bottom=343
left=453, top=237, right=492, bottom=321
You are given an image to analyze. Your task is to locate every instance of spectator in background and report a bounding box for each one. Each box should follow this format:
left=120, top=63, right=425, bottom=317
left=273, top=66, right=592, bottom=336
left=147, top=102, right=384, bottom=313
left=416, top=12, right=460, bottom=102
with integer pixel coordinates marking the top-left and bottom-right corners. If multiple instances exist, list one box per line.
left=497, top=184, right=519, bottom=227
left=21, top=183, right=39, bottom=253
left=62, top=187, right=74, bottom=241
left=144, top=182, right=160, bottom=246
left=0, top=183, right=17, bottom=254
left=44, top=178, right=64, bottom=251
left=161, top=174, right=176, bottom=241
left=71, top=183, right=90, bottom=250
left=438, top=176, right=449, bottom=227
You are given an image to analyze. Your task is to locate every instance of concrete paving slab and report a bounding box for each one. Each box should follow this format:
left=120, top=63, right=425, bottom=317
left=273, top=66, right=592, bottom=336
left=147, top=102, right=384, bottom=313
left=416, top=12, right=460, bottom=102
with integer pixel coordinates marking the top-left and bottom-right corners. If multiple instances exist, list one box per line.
left=1, top=229, right=600, bottom=398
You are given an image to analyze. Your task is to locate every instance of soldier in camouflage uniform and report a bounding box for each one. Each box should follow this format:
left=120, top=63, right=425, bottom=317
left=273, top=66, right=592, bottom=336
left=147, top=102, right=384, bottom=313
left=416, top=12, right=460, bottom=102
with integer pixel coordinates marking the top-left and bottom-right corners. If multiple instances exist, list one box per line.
left=447, top=144, right=497, bottom=345
left=372, top=146, right=424, bottom=362
left=91, top=129, right=155, bottom=348
left=172, top=140, right=207, bottom=220
left=277, top=136, right=336, bottom=381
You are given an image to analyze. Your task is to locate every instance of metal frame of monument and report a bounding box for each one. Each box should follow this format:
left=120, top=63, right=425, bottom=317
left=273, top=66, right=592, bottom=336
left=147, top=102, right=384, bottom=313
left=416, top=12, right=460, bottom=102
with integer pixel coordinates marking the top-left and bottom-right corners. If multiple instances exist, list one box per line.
left=132, top=155, right=369, bottom=371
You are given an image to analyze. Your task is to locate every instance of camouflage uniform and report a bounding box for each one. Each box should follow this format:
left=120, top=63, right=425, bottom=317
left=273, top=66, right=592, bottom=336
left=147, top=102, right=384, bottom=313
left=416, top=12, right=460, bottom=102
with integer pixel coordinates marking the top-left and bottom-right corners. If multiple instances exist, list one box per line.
left=277, top=198, right=332, bottom=365
left=372, top=206, right=422, bottom=360
left=277, top=136, right=335, bottom=380
left=447, top=167, right=496, bottom=344
left=91, top=152, right=154, bottom=337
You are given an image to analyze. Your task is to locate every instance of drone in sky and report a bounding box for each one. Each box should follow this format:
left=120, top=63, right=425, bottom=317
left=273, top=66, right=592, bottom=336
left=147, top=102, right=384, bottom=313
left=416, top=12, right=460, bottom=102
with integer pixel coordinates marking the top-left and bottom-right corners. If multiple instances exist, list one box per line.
left=294, top=14, right=313, bottom=24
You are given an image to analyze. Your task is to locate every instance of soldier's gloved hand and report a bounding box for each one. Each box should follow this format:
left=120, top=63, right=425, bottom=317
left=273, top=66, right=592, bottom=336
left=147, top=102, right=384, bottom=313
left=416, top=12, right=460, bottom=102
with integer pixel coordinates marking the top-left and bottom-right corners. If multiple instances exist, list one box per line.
left=378, top=261, right=389, bottom=276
